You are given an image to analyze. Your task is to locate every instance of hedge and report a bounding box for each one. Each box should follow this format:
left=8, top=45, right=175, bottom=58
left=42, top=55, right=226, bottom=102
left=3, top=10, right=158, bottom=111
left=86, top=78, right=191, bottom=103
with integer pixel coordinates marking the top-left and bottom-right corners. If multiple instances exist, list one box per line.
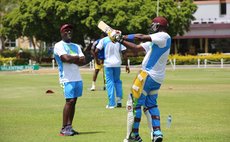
left=126, top=54, right=230, bottom=65
left=0, top=56, right=29, bottom=66
left=168, top=54, right=230, bottom=65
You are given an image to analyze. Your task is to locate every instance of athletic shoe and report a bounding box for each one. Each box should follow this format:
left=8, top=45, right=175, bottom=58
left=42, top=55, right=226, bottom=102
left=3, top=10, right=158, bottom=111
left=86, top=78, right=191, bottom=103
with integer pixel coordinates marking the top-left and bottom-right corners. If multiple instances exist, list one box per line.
left=152, top=130, right=163, bottom=142
left=90, top=86, right=95, bottom=91
left=67, top=125, right=79, bottom=135
left=71, top=128, right=79, bottom=135
left=105, top=105, right=116, bottom=109
left=59, top=126, right=74, bottom=136
left=152, top=135, right=163, bottom=142
left=117, top=103, right=122, bottom=108
left=126, top=133, right=143, bottom=142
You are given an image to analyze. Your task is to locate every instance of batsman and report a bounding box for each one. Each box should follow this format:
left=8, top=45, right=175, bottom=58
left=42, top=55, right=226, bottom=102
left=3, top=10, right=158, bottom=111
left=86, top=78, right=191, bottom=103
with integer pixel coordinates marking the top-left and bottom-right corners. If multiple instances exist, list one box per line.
left=109, top=16, right=171, bottom=142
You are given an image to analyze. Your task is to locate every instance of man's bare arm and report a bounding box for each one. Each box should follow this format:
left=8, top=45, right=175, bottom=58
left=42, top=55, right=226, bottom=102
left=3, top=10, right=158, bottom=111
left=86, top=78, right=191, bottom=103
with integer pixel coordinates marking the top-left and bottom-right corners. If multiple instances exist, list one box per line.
left=118, top=34, right=152, bottom=52
left=123, top=34, right=152, bottom=42
left=61, top=54, right=86, bottom=66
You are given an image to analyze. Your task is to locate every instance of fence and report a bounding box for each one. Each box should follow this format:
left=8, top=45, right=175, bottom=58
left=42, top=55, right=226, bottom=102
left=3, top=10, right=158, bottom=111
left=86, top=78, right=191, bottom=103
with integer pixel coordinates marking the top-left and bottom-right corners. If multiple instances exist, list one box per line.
left=51, top=58, right=229, bottom=70
left=169, top=58, right=230, bottom=70
left=1, top=58, right=230, bottom=71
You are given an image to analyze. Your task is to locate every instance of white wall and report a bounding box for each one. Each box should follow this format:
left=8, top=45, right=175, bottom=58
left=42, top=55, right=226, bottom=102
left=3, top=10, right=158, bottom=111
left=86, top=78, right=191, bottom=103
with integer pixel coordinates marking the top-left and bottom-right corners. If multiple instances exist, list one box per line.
left=193, top=2, right=230, bottom=23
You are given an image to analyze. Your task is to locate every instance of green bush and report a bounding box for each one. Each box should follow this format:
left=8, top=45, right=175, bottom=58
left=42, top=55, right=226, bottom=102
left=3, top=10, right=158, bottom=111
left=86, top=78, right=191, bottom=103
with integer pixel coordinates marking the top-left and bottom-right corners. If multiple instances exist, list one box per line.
left=1, top=48, right=32, bottom=59
left=1, top=49, right=18, bottom=57
left=122, top=56, right=144, bottom=65
left=124, top=54, right=230, bottom=65
left=169, top=54, right=230, bottom=65
left=0, top=48, right=32, bottom=65
left=13, top=59, right=29, bottom=65
left=0, top=56, right=29, bottom=66
left=0, top=56, right=16, bottom=65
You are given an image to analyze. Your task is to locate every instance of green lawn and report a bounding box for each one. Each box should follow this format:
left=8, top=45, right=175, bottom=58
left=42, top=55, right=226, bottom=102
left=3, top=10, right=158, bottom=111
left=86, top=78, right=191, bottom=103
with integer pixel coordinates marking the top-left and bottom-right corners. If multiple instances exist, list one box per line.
left=0, top=68, right=230, bottom=142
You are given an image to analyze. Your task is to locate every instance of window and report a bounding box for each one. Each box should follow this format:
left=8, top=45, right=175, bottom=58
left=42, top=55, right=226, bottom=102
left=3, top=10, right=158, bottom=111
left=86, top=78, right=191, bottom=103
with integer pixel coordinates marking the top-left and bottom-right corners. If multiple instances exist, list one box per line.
left=5, top=39, right=16, bottom=48
left=220, top=0, right=227, bottom=15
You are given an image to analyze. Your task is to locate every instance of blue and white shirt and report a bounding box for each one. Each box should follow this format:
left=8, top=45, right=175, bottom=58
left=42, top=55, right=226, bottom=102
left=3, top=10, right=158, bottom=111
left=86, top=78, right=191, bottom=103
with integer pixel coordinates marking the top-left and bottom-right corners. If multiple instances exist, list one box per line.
left=140, top=32, right=171, bottom=84
left=54, top=40, right=84, bottom=83
left=96, top=36, right=126, bottom=67
left=91, top=39, right=105, bottom=60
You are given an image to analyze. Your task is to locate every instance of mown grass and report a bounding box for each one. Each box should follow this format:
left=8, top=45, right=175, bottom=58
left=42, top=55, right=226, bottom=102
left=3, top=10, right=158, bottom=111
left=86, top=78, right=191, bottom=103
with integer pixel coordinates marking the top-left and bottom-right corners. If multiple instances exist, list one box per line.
left=0, top=68, right=230, bottom=142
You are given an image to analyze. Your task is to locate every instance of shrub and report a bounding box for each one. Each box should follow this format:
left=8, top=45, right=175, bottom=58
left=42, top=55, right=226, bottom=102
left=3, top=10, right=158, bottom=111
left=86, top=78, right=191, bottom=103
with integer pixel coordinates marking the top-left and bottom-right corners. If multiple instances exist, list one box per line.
left=168, top=54, right=230, bottom=65
left=0, top=56, right=16, bottom=65
left=0, top=56, right=29, bottom=66
left=1, top=48, right=32, bottom=59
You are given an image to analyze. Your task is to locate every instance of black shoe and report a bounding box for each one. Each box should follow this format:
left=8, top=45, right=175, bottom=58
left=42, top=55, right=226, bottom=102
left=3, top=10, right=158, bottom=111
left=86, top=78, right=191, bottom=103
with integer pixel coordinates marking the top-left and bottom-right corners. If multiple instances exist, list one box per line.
left=117, top=103, right=122, bottom=108
left=128, top=134, right=143, bottom=142
left=71, top=129, right=79, bottom=135
left=153, top=135, right=163, bottom=142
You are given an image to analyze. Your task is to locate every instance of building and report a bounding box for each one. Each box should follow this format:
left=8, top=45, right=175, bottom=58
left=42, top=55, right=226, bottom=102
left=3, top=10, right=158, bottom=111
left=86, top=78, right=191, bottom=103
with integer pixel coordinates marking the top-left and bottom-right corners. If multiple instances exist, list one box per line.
left=173, top=0, right=230, bottom=55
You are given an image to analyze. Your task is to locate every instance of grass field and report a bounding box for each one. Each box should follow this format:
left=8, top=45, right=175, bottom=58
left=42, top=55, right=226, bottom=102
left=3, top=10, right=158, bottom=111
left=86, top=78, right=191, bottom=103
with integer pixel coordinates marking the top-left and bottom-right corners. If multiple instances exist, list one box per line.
left=0, top=68, right=230, bottom=142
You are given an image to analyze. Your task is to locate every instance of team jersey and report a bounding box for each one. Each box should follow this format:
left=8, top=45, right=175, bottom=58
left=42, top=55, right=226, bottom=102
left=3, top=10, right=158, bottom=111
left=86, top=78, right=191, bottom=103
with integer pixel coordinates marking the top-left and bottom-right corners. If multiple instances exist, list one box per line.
left=91, top=39, right=105, bottom=60
left=96, top=36, right=126, bottom=67
left=140, top=32, right=171, bottom=84
left=54, top=40, right=85, bottom=83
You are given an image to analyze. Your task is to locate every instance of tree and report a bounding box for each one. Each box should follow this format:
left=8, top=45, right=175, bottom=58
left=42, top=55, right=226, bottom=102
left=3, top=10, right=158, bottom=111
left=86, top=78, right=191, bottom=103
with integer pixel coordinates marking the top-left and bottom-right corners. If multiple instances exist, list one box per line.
left=0, top=0, right=20, bottom=51
left=1, top=0, right=197, bottom=62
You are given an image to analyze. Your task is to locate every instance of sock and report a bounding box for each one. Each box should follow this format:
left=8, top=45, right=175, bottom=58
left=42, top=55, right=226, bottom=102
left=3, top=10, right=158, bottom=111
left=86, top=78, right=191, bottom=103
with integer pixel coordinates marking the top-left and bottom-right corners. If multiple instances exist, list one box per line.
left=92, top=81, right=95, bottom=87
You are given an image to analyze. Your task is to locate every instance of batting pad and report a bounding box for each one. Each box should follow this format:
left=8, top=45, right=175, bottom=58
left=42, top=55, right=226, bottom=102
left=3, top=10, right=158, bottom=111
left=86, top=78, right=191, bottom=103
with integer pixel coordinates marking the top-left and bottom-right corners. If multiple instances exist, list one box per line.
left=131, top=70, right=148, bottom=99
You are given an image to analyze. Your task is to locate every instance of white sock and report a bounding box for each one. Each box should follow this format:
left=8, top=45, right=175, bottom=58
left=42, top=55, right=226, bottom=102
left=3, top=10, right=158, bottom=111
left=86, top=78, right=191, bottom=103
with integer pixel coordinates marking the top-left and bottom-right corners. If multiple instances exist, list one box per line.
left=92, top=81, right=95, bottom=87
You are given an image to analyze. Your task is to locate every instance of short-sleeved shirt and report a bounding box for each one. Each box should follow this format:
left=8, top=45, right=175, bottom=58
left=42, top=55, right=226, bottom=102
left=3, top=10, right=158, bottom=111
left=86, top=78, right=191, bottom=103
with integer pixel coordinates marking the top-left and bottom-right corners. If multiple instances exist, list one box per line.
left=54, top=40, right=85, bottom=83
left=140, top=32, right=171, bottom=84
left=91, top=39, right=105, bottom=60
left=96, top=36, right=126, bottom=67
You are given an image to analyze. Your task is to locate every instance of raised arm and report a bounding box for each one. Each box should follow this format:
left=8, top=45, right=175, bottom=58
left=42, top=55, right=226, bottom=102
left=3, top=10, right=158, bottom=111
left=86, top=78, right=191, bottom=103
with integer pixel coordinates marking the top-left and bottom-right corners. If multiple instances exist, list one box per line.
left=123, top=34, right=152, bottom=42
left=120, top=34, right=151, bottom=52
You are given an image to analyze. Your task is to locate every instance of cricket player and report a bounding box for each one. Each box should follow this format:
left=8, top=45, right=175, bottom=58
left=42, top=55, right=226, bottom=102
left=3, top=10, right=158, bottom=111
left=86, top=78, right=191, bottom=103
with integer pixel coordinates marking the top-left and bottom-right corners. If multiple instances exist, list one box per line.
left=54, top=24, right=85, bottom=136
left=90, top=33, right=106, bottom=91
left=95, top=36, right=130, bottom=109
left=111, top=16, right=171, bottom=142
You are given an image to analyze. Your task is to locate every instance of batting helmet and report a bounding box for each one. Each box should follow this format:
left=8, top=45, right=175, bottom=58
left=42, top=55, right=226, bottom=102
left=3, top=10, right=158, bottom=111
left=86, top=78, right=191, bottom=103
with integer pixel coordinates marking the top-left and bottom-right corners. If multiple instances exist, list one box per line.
left=149, top=16, right=168, bottom=33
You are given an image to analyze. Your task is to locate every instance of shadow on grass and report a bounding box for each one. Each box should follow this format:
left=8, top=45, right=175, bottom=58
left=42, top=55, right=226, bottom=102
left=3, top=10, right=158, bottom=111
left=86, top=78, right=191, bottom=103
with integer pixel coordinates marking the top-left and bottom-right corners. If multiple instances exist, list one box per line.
left=78, top=131, right=105, bottom=135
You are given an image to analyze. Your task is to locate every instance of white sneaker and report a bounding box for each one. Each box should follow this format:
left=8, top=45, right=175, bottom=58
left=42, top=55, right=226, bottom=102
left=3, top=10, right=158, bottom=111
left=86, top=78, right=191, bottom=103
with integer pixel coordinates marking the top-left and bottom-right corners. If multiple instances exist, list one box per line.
left=90, top=86, right=95, bottom=91
left=59, top=126, right=74, bottom=136
left=105, top=105, right=115, bottom=109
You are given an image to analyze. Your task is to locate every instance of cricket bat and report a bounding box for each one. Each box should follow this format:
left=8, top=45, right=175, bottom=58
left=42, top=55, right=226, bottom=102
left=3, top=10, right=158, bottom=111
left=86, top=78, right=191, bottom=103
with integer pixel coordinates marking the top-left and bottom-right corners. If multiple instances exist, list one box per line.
left=97, top=21, right=113, bottom=35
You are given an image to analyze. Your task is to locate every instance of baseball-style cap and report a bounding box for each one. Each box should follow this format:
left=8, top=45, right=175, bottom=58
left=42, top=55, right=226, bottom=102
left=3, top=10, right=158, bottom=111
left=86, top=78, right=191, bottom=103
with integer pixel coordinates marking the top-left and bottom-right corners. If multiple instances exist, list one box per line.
left=152, top=16, right=168, bottom=27
left=60, top=24, right=73, bottom=32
